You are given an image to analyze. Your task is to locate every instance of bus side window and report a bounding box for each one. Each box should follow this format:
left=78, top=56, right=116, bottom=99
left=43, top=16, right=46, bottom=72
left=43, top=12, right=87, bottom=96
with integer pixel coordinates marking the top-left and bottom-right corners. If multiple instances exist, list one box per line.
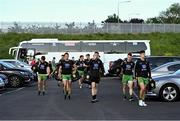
left=19, top=49, right=27, bottom=59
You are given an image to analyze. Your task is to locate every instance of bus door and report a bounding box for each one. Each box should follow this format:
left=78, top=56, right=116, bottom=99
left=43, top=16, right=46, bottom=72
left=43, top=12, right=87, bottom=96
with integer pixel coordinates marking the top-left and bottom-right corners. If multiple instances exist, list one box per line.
left=17, top=48, right=36, bottom=63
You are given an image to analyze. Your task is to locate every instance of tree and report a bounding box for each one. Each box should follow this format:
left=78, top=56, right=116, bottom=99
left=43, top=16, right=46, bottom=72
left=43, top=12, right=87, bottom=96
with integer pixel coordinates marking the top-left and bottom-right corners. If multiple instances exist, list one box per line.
left=129, top=18, right=144, bottom=23
left=8, top=22, right=24, bottom=33
left=146, top=3, right=180, bottom=24
left=146, top=17, right=163, bottom=24
left=159, top=3, right=180, bottom=23
left=102, top=14, right=123, bottom=23
left=65, top=22, right=75, bottom=29
left=85, top=20, right=96, bottom=30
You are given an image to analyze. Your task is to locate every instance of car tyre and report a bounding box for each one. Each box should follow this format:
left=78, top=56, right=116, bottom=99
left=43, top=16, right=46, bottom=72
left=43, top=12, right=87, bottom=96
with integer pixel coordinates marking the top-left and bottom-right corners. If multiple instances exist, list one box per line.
left=9, top=75, right=22, bottom=88
left=160, top=84, right=179, bottom=102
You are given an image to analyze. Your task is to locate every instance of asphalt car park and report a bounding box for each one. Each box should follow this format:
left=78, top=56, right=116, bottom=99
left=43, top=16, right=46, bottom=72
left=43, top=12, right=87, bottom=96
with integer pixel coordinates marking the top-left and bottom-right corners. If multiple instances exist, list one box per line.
left=0, top=77, right=180, bottom=120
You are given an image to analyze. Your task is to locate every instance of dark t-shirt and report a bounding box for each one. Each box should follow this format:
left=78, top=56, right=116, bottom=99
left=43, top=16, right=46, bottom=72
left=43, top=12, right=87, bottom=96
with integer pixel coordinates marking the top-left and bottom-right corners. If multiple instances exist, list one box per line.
left=59, top=60, right=74, bottom=74
left=76, top=60, right=86, bottom=71
left=121, top=59, right=135, bottom=75
left=89, top=59, right=104, bottom=76
left=84, top=59, right=90, bottom=71
left=135, top=58, right=151, bottom=78
left=37, top=61, right=49, bottom=74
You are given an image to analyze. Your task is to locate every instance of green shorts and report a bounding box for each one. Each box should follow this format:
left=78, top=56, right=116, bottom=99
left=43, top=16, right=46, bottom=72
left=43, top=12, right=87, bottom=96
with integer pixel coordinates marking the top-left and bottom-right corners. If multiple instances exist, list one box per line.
left=78, top=70, right=84, bottom=77
left=38, top=74, right=47, bottom=81
left=62, top=74, right=72, bottom=81
left=138, top=77, right=149, bottom=85
left=122, top=74, right=133, bottom=84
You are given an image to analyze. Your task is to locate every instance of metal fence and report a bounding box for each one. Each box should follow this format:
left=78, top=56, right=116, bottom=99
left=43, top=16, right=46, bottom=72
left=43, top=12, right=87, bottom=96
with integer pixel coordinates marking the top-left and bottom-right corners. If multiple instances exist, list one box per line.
left=0, top=22, right=180, bottom=34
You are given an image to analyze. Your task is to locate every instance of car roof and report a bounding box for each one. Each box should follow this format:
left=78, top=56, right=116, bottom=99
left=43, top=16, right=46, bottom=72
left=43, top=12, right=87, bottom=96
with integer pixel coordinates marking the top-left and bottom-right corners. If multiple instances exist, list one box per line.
left=132, top=56, right=180, bottom=58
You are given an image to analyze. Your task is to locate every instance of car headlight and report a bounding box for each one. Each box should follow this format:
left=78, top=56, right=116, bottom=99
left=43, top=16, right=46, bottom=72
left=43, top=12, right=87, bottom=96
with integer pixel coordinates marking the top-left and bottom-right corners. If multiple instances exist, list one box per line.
left=20, top=72, right=29, bottom=75
left=0, top=78, right=3, bottom=83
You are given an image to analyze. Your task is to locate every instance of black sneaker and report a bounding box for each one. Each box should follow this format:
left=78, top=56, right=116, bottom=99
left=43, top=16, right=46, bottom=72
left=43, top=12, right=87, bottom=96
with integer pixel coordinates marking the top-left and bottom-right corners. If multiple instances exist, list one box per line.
left=129, top=97, right=134, bottom=102
left=64, top=95, right=67, bottom=100
left=42, top=91, right=45, bottom=96
left=123, top=95, right=127, bottom=100
left=68, top=95, right=71, bottom=100
left=38, top=91, right=41, bottom=96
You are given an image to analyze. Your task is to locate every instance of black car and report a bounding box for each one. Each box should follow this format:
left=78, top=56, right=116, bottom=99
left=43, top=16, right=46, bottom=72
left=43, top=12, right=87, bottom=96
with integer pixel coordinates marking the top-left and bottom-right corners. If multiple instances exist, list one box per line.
left=108, top=56, right=180, bottom=76
left=108, top=59, right=123, bottom=76
left=0, top=61, right=32, bottom=87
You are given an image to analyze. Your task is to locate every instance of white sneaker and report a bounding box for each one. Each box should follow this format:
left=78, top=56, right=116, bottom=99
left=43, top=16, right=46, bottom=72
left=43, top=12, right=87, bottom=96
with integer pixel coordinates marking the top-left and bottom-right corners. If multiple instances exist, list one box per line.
left=80, top=84, right=83, bottom=89
left=138, top=100, right=143, bottom=107
left=142, top=101, right=147, bottom=107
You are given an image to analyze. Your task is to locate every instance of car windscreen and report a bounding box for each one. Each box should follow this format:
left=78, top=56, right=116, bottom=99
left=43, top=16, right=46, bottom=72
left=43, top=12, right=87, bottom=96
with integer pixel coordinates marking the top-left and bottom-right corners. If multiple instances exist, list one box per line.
left=0, top=62, right=16, bottom=69
left=3, top=61, right=20, bottom=68
left=17, top=60, right=29, bottom=66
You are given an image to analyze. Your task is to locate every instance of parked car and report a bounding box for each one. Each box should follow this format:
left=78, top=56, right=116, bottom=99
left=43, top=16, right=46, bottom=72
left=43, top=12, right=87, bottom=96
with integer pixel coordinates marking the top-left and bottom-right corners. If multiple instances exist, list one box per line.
left=0, top=60, right=37, bottom=81
left=151, top=61, right=180, bottom=77
left=147, top=69, right=180, bottom=102
left=0, top=59, right=31, bottom=70
left=108, top=59, right=123, bottom=76
left=133, top=56, right=180, bottom=69
left=0, top=74, right=8, bottom=86
left=108, top=56, right=180, bottom=76
left=0, top=77, right=5, bottom=90
left=0, top=61, right=32, bottom=87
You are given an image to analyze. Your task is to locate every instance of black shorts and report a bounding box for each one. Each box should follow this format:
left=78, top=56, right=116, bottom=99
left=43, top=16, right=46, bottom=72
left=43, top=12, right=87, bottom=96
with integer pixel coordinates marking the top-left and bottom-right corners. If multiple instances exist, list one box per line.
left=90, top=75, right=100, bottom=84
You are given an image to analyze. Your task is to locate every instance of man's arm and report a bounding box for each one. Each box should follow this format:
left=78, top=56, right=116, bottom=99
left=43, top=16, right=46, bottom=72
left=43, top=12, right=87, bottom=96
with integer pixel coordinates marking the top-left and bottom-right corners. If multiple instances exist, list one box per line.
left=99, top=60, right=105, bottom=74
left=147, top=62, right=151, bottom=78
left=134, top=60, right=139, bottom=79
left=46, top=65, right=51, bottom=77
left=120, top=61, right=124, bottom=75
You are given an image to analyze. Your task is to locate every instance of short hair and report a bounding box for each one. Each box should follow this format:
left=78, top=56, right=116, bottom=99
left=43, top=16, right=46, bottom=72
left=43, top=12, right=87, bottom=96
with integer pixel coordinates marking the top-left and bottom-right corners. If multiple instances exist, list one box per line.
left=64, top=52, right=69, bottom=56
left=86, top=54, right=90, bottom=56
left=53, top=57, right=56, bottom=59
left=139, top=50, right=145, bottom=54
left=41, top=56, right=46, bottom=60
left=95, top=51, right=99, bottom=54
left=80, top=55, right=84, bottom=58
left=128, top=52, right=132, bottom=56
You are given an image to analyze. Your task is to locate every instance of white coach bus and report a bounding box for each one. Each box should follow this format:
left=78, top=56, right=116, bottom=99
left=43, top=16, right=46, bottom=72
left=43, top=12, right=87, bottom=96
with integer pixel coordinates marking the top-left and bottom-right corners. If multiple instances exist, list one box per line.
left=9, top=39, right=151, bottom=74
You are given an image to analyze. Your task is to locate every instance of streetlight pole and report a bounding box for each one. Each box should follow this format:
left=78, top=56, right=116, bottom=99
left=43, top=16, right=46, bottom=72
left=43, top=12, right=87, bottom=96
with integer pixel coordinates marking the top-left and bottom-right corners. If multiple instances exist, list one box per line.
left=117, top=0, right=131, bottom=23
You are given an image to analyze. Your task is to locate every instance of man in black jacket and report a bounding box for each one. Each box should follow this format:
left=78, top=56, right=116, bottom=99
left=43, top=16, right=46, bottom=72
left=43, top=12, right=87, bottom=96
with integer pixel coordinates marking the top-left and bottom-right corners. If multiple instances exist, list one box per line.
left=89, top=52, right=104, bottom=103
left=135, top=50, right=151, bottom=107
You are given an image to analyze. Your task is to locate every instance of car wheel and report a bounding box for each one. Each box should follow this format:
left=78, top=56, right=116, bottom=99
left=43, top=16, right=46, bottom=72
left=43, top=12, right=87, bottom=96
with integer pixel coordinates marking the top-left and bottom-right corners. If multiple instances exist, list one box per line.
left=160, top=84, right=179, bottom=102
left=9, top=76, right=22, bottom=88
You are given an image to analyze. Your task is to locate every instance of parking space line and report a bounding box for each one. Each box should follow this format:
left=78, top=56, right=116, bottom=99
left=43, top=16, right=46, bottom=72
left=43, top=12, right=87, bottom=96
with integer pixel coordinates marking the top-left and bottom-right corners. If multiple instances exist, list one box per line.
left=0, top=87, right=25, bottom=96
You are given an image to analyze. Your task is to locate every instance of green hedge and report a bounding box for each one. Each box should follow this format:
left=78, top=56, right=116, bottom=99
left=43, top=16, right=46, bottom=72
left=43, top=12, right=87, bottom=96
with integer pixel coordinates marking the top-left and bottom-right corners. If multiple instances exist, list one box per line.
left=0, top=32, right=180, bottom=59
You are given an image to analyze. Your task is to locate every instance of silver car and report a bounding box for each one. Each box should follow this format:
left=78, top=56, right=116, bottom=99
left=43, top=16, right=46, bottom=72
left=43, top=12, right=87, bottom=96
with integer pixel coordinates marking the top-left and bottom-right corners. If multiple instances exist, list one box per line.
left=151, top=61, right=180, bottom=77
left=147, top=69, right=180, bottom=102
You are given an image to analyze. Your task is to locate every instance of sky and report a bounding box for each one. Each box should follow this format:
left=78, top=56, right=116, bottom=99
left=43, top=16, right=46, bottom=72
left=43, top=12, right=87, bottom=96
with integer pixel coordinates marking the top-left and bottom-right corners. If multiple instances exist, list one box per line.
left=0, top=0, right=179, bottom=23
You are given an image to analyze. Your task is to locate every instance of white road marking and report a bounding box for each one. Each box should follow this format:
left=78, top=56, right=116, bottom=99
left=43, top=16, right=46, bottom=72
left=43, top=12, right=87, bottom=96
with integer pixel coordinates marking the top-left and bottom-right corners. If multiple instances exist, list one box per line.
left=0, top=87, right=25, bottom=96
